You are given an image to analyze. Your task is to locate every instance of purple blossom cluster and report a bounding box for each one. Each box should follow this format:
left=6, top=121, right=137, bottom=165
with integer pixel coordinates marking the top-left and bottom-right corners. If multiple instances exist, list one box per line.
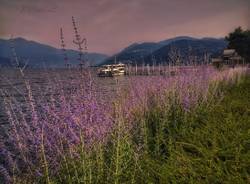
left=0, top=66, right=247, bottom=182
left=1, top=71, right=113, bottom=180
left=120, top=66, right=247, bottom=121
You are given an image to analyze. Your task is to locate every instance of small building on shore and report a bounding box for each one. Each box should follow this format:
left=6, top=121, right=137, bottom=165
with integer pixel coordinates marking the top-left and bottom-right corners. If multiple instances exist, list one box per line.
left=212, top=49, right=244, bottom=68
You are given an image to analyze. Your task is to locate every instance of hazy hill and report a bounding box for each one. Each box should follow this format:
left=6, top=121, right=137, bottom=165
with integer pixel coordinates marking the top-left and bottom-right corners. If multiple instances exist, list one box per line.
left=0, top=57, right=11, bottom=67
left=0, top=37, right=228, bottom=67
left=103, top=36, right=197, bottom=64
left=103, top=37, right=227, bottom=65
left=143, top=38, right=227, bottom=65
left=0, top=38, right=108, bottom=67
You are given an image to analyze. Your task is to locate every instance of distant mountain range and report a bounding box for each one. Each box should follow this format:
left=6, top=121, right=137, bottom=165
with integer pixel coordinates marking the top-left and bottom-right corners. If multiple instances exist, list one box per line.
left=0, top=38, right=108, bottom=68
left=0, top=36, right=228, bottom=68
left=0, top=57, right=12, bottom=67
left=103, top=37, right=228, bottom=65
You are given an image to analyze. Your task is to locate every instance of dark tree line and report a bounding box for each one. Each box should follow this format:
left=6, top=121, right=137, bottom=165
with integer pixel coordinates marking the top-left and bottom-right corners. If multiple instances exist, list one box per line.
left=226, top=27, right=250, bottom=63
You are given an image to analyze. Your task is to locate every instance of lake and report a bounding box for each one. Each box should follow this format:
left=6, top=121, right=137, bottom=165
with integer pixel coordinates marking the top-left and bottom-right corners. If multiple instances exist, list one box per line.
left=0, top=68, right=132, bottom=125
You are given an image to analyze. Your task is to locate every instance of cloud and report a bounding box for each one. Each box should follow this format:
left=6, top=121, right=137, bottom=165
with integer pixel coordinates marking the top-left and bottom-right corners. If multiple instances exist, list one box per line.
left=247, top=2, right=250, bottom=29
left=0, top=0, right=248, bottom=54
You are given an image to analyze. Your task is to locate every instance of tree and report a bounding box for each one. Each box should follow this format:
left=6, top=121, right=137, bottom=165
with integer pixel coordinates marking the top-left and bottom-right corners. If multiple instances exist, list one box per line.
left=226, top=27, right=250, bottom=63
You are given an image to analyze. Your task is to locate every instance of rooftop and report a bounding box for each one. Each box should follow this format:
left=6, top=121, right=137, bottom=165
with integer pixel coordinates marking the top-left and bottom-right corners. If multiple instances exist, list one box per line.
left=223, top=49, right=236, bottom=56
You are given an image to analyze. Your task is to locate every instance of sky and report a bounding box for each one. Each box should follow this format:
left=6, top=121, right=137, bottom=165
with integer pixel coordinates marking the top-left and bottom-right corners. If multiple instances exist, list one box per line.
left=0, top=0, right=249, bottom=55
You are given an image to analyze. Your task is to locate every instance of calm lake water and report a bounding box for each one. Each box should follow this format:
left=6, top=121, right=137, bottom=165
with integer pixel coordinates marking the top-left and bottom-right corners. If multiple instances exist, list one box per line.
left=0, top=68, right=132, bottom=125
left=0, top=66, right=193, bottom=126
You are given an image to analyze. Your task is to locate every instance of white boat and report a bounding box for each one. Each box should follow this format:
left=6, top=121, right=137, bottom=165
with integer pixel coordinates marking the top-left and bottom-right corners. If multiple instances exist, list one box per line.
left=98, top=64, right=125, bottom=77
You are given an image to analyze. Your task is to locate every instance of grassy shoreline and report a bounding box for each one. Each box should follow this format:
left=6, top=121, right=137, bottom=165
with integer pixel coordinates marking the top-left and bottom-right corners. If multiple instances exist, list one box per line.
left=1, top=69, right=249, bottom=183
left=48, top=75, right=250, bottom=184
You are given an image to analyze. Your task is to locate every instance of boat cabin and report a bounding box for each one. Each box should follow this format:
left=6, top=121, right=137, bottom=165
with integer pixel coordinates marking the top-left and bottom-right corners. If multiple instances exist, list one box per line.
left=98, top=63, right=125, bottom=77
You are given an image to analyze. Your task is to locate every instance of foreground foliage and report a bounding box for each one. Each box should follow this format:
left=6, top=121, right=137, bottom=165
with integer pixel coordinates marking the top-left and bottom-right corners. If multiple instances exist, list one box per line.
left=0, top=67, right=249, bottom=183
left=52, top=75, right=249, bottom=183
left=140, top=76, right=250, bottom=183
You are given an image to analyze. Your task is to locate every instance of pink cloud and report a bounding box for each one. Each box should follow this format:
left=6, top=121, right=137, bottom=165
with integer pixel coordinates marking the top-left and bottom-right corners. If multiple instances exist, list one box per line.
left=0, top=0, right=249, bottom=54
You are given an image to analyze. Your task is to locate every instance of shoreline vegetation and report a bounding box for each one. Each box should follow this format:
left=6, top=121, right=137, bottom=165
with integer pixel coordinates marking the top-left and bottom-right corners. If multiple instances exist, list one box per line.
left=0, top=66, right=249, bottom=183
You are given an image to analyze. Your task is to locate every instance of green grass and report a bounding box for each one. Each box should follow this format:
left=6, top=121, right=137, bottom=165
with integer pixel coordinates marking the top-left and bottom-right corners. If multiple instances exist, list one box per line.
left=139, top=76, right=250, bottom=183
left=204, top=76, right=250, bottom=183
left=34, top=76, right=250, bottom=184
